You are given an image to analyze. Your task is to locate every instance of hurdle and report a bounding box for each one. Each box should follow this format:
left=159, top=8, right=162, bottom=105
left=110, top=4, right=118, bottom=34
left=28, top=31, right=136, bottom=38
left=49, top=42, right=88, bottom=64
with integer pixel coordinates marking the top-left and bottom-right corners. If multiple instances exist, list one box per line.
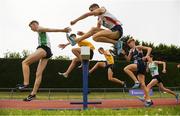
left=70, top=46, right=101, bottom=110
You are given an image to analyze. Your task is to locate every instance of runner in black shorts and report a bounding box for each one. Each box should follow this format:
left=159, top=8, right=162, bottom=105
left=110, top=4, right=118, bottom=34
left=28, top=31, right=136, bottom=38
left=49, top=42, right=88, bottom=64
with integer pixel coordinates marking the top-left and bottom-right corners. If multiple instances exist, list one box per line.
left=58, top=31, right=95, bottom=78
left=123, top=38, right=153, bottom=107
left=16, top=20, right=71, bottom=101
left=89, top=47, right=126, bottom=88
left=144, top=55, right=179, bottom=102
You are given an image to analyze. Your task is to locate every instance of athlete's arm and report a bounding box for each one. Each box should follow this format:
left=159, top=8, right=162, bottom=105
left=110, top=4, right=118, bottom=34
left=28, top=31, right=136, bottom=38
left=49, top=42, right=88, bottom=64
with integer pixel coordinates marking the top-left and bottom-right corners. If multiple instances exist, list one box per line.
left=154, top=61, right=166, bottom=73
left=137, top=45, right=152, bottom=60
left=97, top=19, right=101, bottom=28
left=70, top=8, right=105, bottom=25
left=37, top=27, right=71, bottom=33
left=122, top=49, right=132, bottom=62
left=58, top=43, right=70, bottom=50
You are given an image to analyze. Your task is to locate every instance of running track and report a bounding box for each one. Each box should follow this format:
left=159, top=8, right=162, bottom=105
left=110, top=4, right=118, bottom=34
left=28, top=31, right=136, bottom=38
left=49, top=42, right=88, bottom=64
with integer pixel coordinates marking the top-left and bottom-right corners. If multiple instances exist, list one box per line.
left=0, top=98, right=179, bottom=110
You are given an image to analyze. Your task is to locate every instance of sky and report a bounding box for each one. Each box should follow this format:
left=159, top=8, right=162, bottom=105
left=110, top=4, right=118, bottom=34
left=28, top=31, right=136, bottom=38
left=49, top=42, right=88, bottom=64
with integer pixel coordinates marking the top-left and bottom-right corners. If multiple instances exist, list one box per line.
left=0, top=0, right=179, bottom=60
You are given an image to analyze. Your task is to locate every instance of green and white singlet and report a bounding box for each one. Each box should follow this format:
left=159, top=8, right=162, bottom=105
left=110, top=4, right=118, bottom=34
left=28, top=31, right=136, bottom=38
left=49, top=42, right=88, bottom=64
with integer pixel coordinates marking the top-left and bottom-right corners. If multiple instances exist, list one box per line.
left=148, top=62, right=159, bottom=77
left=38, top=32, right=51, bottom=48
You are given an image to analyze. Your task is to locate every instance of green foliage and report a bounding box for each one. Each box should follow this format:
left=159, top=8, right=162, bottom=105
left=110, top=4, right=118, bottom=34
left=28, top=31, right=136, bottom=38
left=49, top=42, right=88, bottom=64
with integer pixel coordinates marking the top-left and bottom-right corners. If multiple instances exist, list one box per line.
left=53, top=55, right=70, bottom=60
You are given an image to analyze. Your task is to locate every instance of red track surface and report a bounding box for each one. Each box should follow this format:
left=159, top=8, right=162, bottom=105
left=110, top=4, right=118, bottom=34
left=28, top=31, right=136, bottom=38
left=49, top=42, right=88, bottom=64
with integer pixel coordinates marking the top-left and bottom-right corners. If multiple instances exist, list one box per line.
left=0, top=98, right=179, bottom=110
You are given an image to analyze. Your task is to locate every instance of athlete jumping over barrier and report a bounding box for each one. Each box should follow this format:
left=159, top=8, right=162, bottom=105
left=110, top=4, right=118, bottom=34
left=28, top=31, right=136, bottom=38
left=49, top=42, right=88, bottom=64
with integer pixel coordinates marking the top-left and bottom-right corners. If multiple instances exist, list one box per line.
left=122, top=38, right=153, bottom=107
left=16, top=20, right=71, bottom=101
left=67, top=3, right=123, bottom=55
left=58, top=32, right=95, bottom=78
left=138, top=55, right=179, bottom=103
left=89, top=47, right=126, bottom=88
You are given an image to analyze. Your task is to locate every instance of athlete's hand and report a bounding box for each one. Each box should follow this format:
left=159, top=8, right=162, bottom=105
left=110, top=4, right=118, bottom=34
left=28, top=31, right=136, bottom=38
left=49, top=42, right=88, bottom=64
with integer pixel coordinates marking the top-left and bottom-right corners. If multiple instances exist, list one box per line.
left=70, top=20, right=77, bottom=25
left=121, top=49, right=126, bottom=55
left=64, top=27, right=71, bottom=33
left=142, top=56, right=149, bottom=61
left=177, top=64, right=180, bottom=68
left=77, top=31, right=84, bottom=36
left=162, top=69, right=166, bottom=73
left=58, top=44, right=67, bottom=50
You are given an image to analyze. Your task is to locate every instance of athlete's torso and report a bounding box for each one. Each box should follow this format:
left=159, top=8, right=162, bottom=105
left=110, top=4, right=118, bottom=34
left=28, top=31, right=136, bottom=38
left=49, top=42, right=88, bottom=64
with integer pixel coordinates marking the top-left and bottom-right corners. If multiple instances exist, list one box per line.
left=38, top=32, right=51, bottom=48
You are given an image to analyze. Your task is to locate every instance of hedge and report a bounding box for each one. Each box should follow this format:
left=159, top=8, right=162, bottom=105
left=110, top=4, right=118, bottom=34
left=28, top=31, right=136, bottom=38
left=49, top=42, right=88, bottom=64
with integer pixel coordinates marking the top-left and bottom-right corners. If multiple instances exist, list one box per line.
left=0, top=59, right=180, bottom=88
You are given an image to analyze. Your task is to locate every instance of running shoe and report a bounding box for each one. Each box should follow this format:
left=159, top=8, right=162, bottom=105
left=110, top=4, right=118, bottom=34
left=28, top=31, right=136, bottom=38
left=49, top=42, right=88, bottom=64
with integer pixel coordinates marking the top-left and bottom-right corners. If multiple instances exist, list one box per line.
left=176, top=93, right=179, bottom=103
left=66, top=33, right=76, bottom=46
left=58, top=72, right=68, bottom=78
left=132, top=83, right=140, bottom=89
left=16, top=84, right=28, bottom=91
left=114, top=40, right=123, bottom=55
left=23, top=94, right=36, bottom=101
left=137, top=96, right=145, bottom=102
left=144, top=100, right=153, bottom=107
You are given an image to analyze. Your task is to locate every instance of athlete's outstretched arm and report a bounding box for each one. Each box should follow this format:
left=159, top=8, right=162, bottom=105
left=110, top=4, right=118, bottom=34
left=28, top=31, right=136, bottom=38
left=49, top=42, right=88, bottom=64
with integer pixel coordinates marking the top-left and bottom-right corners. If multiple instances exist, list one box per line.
left=154, top=61, right=166, bottom=73
left=37, top=27, right=71, bottom=33
left=58, top=42, right=70, bottom=50
left=70, top=8, right=104, bottom=25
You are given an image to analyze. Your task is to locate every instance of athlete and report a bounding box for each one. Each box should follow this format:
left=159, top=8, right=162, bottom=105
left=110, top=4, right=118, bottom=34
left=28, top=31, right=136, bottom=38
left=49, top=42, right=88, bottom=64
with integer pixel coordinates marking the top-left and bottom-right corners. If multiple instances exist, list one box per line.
left=16, top=20, right=71, bottom=101
left=123, top=38, right=153, bottom=107
left=58, top=31, right=95, bottom=78
left=89, top=47, right=126, bottom=87
left=138, top=55, right=179, bottom=103
left=67, top=3, right=123, bottom=55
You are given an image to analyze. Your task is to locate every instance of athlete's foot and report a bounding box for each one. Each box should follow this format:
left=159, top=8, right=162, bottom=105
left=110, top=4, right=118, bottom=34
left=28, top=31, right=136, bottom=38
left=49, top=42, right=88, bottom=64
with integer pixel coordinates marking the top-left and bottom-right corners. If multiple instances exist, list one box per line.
left=23, top=94, right=36, bottom=101
left=122, top=81, right=127, bottom=88
left=132, top=83, right=140, bottom=89
left=58, top=72, right=68, bottom=78
left=78, top=64, right=82, bottom=69
left=144, top=100, right=153, bottom=107
left=66, top=33, right=76, bottom=46
left=137, top=96, right=145, bottom=102
left=176, top=93, right=179, bottom=103
left=16, top=84, right=28, bottom=91
left=114, top=40, right=123, bottom=55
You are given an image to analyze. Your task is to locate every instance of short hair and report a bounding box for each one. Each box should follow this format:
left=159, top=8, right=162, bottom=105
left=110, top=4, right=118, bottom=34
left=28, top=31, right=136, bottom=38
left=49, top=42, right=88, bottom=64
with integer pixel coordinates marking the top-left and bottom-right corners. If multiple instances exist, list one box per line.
left=127, top=38, right=135, bottom=44
left=29, top=20, right=39, bottom=26
left=70, top=34, right=76, bottom=38
left=89, top=3, right=100, bottom=10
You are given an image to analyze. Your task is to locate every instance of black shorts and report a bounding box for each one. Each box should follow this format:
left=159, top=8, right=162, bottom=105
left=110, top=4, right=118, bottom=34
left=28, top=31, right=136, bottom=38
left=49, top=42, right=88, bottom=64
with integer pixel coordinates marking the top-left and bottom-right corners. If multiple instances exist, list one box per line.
left=152, top=75, right=163, bottom=83
left=37, top=45, right=53, bottom=59
left=137, top=59, right=147, bottom=75
left=105, top=62, right=113, bottom=70
left=90, top=49, right=94, bottom=60
left=111, top=25, right=123, bottom=39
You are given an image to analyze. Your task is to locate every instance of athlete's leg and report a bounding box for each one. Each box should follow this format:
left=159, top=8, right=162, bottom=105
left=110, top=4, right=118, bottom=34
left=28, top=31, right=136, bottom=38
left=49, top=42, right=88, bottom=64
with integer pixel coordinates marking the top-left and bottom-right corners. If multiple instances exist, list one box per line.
left=89, top=62, right=106, bottom=74
left=158, top=83, right=176, bottom=96
left=124, top=64, right=139, bottom=84
left=144, top=79, right=158, bottom=99
left=31, top=58, right=48, bottom=95
left=63, top=58, right=80, bottom=77
left=138, top=74, right=151, bottom=101
left=72, top=48, right=82, bottom=61
left=22, top=48, right=47, bottom=85
left=75, top=27, right=103, bottom=42
left=108, top=68, right=124, bottom=85
left=92, top=30, right=120, bottom=44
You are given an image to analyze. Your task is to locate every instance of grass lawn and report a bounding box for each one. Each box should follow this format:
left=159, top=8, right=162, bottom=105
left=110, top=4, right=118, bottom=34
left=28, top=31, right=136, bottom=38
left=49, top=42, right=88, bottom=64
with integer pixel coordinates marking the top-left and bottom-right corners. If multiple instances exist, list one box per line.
left=0, top=91, right=178, bottom=100
left=0, top=106, right=180, bottom=115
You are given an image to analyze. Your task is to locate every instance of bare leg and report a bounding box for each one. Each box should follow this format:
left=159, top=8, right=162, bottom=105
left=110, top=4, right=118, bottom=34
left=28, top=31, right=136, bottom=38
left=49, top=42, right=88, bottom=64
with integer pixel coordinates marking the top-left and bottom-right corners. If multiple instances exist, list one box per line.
left=93, top=30, right=120, bottom=44
left=124, top=64, right=139, bottom=83
left=138, top=74, right=151, bottom=101
left=159, top=83, right=176, bottom=96
left=89, top=62, right=106, bottom=74
left=31, top=59, right=48, bottom=95
left=75, top=27, right=103, bottom=42
left=72, top=48, right=82, bottom=61
left=22, top=48, right=47, bottom=85
left=64, top=58, right=80, bottom=77
left=108, top=68, right=124, bottom=85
